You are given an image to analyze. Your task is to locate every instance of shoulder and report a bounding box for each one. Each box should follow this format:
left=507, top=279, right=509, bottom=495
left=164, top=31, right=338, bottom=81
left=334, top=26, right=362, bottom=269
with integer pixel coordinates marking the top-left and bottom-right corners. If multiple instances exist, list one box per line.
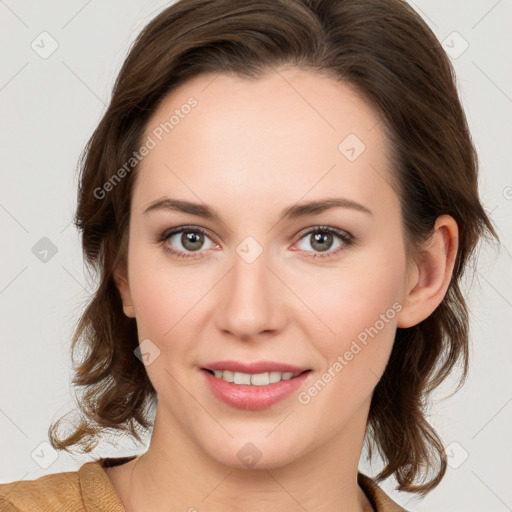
left=358, top=472, right=409, bottom=512
left=0, top=468, right=82, bottom=511
left=0, top=458, right=128, bottom=512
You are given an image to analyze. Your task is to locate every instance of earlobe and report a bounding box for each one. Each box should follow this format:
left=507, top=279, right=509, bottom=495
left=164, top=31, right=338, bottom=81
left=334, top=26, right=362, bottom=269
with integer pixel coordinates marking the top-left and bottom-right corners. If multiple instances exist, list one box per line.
left=113, top=262, right=136, bottom=318
left=396, top=215, right=459, bottom=328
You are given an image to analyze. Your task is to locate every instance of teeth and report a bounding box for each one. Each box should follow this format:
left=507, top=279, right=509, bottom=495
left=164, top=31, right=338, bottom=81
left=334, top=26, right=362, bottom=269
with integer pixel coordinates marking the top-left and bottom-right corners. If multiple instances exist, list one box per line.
left=251, top=372, right=270, bottom=386
left=209, top=369, right=301, bottom=386
left=234, top=372, right=251, bottom=385
left=269, top=371, right=282, bottom=383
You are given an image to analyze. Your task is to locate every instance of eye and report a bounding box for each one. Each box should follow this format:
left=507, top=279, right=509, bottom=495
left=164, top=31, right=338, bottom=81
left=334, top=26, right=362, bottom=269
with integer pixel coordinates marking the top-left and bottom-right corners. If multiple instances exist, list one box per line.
left=159, top=226, right=216, bottom=259
left=295, top=226, right=354, bottom=260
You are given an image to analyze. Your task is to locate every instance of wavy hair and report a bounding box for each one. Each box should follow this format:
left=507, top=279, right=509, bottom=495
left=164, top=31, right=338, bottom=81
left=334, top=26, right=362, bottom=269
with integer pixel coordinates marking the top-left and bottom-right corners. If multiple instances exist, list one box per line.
left=48, top=0, right=499, bottom=496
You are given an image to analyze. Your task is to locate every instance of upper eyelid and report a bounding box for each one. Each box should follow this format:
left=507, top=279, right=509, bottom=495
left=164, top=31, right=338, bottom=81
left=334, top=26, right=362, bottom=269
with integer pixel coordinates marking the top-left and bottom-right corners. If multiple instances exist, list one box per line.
left=164, top=225, right=218, bottom=244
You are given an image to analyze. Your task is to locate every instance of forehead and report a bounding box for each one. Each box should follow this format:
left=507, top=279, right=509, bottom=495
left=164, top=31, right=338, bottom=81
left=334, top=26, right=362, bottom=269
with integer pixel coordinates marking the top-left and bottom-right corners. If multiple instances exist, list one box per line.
left=133, top=67, right=396, bottom=218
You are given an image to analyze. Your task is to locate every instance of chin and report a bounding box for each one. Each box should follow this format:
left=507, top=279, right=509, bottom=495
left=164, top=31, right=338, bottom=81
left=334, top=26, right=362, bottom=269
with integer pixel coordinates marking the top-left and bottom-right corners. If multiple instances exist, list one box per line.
left=203, top=436, right=304, bottom=470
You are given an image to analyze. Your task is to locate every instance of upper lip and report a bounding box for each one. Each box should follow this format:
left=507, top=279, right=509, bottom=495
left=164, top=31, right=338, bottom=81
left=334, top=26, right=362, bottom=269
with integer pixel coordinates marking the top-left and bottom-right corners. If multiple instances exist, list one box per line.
left=202, top=360, right=310, bottom=374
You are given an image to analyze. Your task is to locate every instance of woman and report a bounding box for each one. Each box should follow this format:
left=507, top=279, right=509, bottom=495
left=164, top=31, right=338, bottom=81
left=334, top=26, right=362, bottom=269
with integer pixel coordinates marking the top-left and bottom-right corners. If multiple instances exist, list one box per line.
left=0, top=0, right=498, bottom=510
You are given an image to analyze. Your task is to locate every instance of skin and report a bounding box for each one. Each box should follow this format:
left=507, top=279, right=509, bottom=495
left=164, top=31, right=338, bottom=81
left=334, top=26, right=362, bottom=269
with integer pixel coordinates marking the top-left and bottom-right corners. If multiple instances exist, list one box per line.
left=108, top=66, right=458, bottom=512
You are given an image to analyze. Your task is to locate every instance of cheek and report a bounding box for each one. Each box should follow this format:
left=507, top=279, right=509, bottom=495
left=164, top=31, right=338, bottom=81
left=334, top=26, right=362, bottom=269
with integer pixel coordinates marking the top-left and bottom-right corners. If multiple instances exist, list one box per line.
left=299, top=249, right=406, bottom=401
left=127, top=262, right=205, bottom=394
left=127, top=237, right=207, bottom=339
left=297, top=264, right=403, bottom=420
left=131, top=280, right=206, bottom=359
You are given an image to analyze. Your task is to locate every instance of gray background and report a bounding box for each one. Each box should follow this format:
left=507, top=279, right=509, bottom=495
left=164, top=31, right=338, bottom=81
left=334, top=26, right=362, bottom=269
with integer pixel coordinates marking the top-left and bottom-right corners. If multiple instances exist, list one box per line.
left=1, top=1, right=511, bottom=510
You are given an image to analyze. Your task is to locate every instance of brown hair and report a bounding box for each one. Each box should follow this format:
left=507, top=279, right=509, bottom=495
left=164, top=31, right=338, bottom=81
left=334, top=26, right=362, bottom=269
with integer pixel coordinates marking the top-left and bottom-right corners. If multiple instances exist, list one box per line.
left=48, top=0, right=498, bottom=496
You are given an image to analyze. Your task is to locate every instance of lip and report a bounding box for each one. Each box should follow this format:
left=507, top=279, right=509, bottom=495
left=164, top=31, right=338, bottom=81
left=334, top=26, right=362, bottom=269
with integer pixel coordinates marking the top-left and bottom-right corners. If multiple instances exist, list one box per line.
left=200, top=366, right=312, bottom=411
left=202, top=360, right=310, bottom=374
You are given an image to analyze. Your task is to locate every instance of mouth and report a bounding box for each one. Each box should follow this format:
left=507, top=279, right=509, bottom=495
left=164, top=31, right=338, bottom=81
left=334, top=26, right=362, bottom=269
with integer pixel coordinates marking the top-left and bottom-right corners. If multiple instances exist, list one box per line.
left=202, top=368, right=311, bottom=386
left=200, top=366, right=313, bottom=410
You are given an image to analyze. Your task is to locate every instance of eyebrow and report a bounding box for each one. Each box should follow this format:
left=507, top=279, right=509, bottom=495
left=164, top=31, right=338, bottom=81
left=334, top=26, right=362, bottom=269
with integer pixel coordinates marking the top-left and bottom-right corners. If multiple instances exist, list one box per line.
left=143, top=197, right=373, bottom=221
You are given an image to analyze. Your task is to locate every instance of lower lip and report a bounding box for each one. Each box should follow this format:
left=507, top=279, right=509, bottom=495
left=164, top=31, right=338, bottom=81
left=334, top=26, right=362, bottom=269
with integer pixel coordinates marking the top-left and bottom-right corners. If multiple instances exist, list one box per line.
left=201, top=369, right=311, bottom=410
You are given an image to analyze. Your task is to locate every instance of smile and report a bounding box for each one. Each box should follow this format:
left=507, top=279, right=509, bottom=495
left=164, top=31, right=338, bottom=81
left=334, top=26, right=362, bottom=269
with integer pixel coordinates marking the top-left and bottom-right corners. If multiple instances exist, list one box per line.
left=201, top=368, right=312, bottom=410
left=204, top=369, right=303, bottom=386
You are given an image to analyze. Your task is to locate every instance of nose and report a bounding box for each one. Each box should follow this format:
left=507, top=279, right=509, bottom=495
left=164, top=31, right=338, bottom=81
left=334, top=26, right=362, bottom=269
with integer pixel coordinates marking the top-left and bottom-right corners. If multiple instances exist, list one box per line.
left=214, top=245, right=285, bottom=340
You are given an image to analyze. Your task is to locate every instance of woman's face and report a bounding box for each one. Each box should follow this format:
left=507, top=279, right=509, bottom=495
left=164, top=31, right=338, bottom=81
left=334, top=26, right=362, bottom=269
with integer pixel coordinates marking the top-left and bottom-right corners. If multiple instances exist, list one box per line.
left=117, top=67, right=415, bottom=468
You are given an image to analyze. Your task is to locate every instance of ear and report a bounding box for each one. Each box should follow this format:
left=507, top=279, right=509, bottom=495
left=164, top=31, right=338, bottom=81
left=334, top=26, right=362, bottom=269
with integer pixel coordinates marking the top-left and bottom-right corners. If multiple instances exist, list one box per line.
left=113, top=260, right=136, bottom=318
left=396, top=215, right=459, bottom=328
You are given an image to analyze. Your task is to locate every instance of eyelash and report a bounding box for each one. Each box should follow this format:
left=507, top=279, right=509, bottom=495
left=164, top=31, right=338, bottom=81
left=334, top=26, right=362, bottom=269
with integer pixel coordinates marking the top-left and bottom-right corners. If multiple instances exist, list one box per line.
left=157, top=225, right=355, bottom=261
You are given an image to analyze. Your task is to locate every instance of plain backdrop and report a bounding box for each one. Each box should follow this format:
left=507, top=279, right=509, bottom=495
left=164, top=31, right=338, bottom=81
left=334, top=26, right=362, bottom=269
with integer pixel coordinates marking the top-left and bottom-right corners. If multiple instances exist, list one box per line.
left=1, top=1, right=511, bottom=510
